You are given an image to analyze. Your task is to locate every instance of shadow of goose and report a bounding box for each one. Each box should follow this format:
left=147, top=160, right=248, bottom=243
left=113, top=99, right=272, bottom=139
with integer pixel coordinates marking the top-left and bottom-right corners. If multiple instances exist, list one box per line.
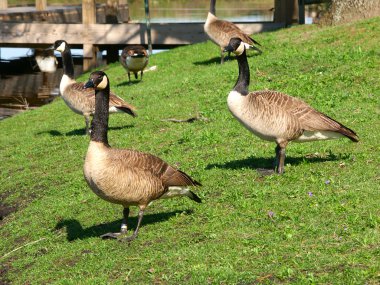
left=55, top=210, right=190, bottom=241
left=36, top=125, right=134, bottom=137
left=206, top=153, right=349, bottom=171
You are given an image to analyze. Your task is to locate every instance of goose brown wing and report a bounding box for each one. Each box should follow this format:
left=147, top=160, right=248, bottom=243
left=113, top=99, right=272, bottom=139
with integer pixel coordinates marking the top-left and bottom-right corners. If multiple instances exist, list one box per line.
left=67, top=82, right=96, bottom=109
left=215, top=19, right=257, bottom=46
left=255, top=91, right=359, bottom=141
left=109, top=92, right=137, bottom=117
left=292, top=107, right=359, bottom=141
left=110, top=149, right=201, bottom=187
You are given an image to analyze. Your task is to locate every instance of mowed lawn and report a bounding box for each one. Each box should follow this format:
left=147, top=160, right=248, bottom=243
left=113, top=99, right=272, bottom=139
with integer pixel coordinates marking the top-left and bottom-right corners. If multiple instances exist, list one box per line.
left=0, top=17, right=379, bottom=284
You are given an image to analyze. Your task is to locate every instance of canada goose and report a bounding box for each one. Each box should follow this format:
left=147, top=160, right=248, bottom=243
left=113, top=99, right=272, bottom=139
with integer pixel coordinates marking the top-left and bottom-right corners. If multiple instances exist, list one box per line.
left=120, top=45, right=149, bottom=83
left=83, top=71, right=201, bottom=242
left=204, top=0, right=262, bottom=64
left=224, top=38, right=359, bottom=174
left=51, top=40, right=136, bottom=134
left=34, top=48, right=58, bottom=73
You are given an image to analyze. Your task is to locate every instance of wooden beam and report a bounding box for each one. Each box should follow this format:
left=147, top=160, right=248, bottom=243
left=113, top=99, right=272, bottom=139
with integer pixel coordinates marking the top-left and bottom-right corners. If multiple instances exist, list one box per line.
left=35, top=0, right=47, bottom=11
left=0, top=22, right=284, bottom=46
left=82, top=0, right=96, bottom=24
left=0, top=0, right=7, bottom=10
left=299, top=0, right=305, bottom=24
left=274, top=0, right=299, bottom=26
left=82, top=0, right=97, bottom=71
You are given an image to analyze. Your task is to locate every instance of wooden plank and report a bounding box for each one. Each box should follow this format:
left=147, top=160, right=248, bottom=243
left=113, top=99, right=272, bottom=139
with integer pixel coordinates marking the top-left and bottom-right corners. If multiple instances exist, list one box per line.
left=82, top=0, right=96, bottom=24
left=35, top=0, right=47, bottom=11
left=0, top=0, right=7, bottom=10
left=0, top=22, right=284, bottom=46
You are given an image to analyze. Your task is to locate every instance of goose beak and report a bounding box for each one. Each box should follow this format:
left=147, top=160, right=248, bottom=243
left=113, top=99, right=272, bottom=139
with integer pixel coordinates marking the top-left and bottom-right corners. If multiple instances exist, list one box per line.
left=45, top=44, right=54, bottom=51
left=223, top=44, right=234, bottom=53
left=84, top=80, right=94, bottom=89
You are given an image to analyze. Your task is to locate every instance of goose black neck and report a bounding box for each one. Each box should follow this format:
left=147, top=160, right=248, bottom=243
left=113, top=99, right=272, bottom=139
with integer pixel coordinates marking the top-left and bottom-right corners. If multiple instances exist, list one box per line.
left=91, top=87, right=110, bottom=145
left=233, top=49, right=250, bottom=96
left=61, top=48, right=75, bottom=79
left=210, top=0, right=216, bottom=15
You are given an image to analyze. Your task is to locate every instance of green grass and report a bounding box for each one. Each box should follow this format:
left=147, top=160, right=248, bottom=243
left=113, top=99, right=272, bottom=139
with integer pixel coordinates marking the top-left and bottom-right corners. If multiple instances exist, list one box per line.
left=1, top=17, right=379, bottom=284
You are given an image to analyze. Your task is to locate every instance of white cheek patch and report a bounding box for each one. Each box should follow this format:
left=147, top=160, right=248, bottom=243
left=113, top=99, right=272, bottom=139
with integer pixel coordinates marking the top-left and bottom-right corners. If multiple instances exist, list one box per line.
left=243, top=42, right=251, bottom=49
left=56, top=42, right=66, bottom=52
left=235, top=42, right=248, bottom=55
left=97, top=76, right=108, bottom=90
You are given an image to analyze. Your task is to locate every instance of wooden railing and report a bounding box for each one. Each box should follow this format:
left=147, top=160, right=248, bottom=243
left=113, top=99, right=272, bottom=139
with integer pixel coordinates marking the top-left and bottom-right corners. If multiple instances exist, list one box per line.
left=0, top=0, right=311, bottom=71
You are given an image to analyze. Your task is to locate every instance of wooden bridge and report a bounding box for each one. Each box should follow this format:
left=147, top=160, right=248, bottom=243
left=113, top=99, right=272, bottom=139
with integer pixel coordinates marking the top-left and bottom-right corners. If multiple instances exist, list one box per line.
left=0, top=0, right=313, bottom=71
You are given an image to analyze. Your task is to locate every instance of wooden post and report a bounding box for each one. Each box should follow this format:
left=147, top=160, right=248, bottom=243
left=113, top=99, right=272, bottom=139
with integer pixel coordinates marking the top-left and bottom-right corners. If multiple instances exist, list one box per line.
left=144, top=0, right=153, bottom=55
left=82, top=0, right=97, bottom=71
left=118, top=0, right=129, bottom=23
left=298, top=0, right=305, bottom=24
left=274, top=0, right=299, bottom=26
left=36, top=0, right=47, bottom=11
left=0, top=0, right=8, bottom=10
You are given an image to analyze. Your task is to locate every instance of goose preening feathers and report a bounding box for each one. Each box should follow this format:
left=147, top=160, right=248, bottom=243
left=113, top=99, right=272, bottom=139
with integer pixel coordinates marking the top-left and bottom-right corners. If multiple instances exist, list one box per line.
left=120, top=45, right=149, bottom=83
left=224, top=37, right=359, bottom=174
left=83, top=71, right=201, bottom=242
left=204, top=0, right=262, bottom=64
left=51, top=40, right=136, bottom=134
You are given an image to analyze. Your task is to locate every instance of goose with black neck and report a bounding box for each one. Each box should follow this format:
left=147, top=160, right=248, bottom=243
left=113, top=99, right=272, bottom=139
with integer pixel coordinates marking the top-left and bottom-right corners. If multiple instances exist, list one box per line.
left=224, top=37, right=359, bottom=174
left=51, top=40, right=136, bottom=134
left=83, top=71, right=202, bottom=242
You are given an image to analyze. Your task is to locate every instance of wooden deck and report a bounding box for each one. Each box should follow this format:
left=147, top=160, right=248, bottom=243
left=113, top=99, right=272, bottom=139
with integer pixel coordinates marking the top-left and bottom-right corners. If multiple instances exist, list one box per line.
left=0, top=0, right=301, bottom=70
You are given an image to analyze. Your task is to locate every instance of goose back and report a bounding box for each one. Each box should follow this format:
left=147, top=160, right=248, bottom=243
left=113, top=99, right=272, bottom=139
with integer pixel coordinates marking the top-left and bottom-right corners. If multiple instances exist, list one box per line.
left=205, top=13, right=257, bottom=48
left=228, top=89, right=358, bottom=143
left=84, top=142, right=200, bottom=207
left=60, top=79, right=136, bottom=117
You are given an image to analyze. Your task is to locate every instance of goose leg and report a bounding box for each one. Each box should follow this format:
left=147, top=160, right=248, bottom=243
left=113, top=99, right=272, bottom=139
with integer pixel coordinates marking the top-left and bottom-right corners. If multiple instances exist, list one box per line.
left=275, top=143, right=287, bottom=174
left=220, top=48, right=225, bottom=64
left=128, top=72, right=131, bottom=84
left=226, top=51, right=231, bottom=61
left=140, top=70, right=144, bottom=81
left=84, top=114, right=91, bottom=135
left=100, top=207, right=130, bottom=239
left=119, top=209, right=144, bottom=242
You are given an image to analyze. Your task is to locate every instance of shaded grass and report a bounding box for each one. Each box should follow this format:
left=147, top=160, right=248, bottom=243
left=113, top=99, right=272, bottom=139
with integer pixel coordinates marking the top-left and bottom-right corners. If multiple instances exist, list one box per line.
left=1, top=17, right=379, bottom=284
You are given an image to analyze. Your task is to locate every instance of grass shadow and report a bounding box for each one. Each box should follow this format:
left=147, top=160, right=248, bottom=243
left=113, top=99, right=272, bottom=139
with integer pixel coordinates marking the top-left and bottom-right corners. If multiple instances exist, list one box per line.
left=206, top=153, right=349, bottom=171
left=55, top=210, right=189, bottom=241
left=36, top=125, right=134, bottom=137
left=193, top=51, right=261, bottom=66
left=116, top=80, right=142, bottom=87
left=193, top=56, right=222, bottom=66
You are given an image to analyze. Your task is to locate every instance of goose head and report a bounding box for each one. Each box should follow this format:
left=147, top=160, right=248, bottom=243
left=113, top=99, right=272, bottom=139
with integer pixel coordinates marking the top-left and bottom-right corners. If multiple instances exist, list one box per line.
left=50, top=40, right=68, bottom=53
left=223, top=37, right=251, bottom=56
left=84, top=71, right=109, bottom=91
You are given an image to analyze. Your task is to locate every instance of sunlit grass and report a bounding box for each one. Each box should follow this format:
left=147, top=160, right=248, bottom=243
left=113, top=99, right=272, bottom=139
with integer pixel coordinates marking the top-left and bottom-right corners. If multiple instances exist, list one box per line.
left=0, top=17, right=379, bottom=284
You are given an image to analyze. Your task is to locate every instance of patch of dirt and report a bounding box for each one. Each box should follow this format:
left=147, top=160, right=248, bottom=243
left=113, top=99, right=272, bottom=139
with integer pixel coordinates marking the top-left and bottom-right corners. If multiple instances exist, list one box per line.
left=0, top=262, right=11, bottom=285
left=0, top=192, right=18, bottom=226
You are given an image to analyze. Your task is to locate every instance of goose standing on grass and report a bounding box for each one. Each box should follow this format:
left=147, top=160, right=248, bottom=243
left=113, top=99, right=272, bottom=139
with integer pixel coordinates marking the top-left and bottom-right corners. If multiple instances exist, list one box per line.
left=120, top=45, right=149, bottom=83
left=224, top=38, right=359, bottom=174
left=204, top=0, right=262, bottom=64
left=83, top=71, right=201, bottom=242
left=51, top=40, right=137, bottom=134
